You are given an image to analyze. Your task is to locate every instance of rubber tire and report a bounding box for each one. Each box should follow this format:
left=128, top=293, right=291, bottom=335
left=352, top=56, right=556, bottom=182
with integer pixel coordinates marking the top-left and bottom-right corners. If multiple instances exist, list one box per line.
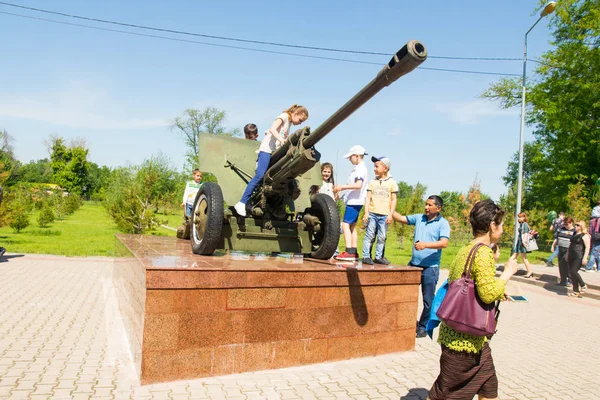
left=308, top=193, right=341, bottom=259
left=191, top=182, right=224, bottom=255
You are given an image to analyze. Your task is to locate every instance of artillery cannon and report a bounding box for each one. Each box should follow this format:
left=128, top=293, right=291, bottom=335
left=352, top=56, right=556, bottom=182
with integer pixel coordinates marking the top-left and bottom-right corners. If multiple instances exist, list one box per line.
left=189, top=40, right=427, bottom=258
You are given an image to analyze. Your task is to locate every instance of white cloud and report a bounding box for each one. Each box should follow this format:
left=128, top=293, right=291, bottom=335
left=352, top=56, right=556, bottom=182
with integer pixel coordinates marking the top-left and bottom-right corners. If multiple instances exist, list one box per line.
left=433, top=100, right=517, bottom=125
left=0, top=81, right=168, bottom=130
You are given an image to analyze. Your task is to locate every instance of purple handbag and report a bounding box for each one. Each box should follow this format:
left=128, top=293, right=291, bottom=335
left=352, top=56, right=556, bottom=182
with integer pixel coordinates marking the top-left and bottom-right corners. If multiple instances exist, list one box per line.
left=436, top=243, right=497, bottom=336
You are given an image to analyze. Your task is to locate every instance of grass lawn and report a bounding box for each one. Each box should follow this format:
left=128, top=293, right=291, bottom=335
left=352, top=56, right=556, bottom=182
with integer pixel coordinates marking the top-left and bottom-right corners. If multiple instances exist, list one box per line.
left=1, top=202, right=553, bottom=265
left=0, top=202, right=121, bottom=256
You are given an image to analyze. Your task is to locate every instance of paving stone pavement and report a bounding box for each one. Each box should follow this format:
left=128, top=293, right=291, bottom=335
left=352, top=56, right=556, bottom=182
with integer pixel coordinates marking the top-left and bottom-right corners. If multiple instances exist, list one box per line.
left=1, top=254, right=600, bottom=400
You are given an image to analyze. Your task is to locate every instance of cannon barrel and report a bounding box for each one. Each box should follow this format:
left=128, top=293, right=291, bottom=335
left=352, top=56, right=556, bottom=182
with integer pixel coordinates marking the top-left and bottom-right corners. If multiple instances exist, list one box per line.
left=268, top=40, right=427, bottom=169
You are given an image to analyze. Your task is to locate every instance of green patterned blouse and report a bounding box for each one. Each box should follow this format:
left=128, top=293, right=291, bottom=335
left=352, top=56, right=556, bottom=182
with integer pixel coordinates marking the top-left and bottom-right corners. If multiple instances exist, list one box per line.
left=438, top=243, right=506, bottom=353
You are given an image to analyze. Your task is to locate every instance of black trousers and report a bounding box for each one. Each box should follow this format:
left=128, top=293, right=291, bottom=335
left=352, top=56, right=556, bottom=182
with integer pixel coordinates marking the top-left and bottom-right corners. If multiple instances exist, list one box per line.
left=568, top=256, right=585, bottom=292
left=558, top=247, right=570, bottom=284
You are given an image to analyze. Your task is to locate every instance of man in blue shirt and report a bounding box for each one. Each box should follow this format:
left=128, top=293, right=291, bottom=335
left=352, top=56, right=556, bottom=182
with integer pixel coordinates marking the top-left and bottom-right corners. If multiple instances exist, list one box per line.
left=393, top=195, right=451, bottom=338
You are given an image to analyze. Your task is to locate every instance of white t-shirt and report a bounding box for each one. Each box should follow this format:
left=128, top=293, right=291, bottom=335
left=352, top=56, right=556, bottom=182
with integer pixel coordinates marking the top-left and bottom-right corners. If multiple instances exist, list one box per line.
left=344, top=161, right=368, bottom=206
left=319, top=181, right=335, bottom=200
left=258, top=113, right=291, bottom=154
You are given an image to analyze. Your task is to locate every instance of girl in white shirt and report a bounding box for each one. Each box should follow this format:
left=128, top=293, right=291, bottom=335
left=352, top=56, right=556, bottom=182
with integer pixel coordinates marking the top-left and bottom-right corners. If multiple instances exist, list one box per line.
left=318, top=162, right=337, bottom=201
left=234, top=105, right=308, bottom=217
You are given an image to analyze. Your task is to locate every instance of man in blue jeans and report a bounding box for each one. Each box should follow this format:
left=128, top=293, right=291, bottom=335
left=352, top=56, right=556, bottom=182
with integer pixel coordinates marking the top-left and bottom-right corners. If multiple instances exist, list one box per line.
left=546, top=211, right=565, bottom=267
left=393, top=195, right=451, bottom=338
left=586, top=209, right=600, bottom=272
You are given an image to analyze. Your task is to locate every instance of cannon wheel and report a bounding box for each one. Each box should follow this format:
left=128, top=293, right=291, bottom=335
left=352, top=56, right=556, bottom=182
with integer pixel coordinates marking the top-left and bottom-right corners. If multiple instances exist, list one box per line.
left=191, top=182, right=224, bottom=255
left=308, top=193, right=340, bottom=259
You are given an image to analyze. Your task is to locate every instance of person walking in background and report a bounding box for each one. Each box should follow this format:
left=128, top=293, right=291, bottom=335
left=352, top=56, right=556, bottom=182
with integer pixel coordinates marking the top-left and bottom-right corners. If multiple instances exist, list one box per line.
left=553, top=217, right=576, bottom=286
left=566, top=220, right=591, bottom=297
left=393, top=195, right=450, bottom=338
left=546, top=211, right=565, bottom=267
left=586, top=201, right=600, bottom=272
left=427, top=199, right=518, bottom=400
left=514, top=212, right=534, bottom=278
left=234, top=105, right=309, bottom=217
left=0, top=185, right=5, bottom=259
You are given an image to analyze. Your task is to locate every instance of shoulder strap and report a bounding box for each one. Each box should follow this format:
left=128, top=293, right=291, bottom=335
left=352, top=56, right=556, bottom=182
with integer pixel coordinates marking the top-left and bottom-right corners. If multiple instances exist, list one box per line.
left=462, top=243, right=486, bottom=279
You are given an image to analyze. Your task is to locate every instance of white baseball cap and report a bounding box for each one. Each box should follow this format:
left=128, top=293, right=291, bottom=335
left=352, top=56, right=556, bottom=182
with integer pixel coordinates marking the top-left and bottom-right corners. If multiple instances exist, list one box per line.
left=343, top=145, right=367, bottom=159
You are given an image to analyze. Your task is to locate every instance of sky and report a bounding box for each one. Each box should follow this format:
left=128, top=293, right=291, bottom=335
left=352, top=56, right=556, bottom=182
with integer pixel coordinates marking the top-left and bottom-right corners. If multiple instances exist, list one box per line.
left=0, top=0, right=556, bottom=201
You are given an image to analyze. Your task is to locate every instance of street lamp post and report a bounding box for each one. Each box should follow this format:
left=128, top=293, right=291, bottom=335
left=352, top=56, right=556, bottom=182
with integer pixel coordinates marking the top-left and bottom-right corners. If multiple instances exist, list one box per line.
left=513, top=1, right=557, bottom=252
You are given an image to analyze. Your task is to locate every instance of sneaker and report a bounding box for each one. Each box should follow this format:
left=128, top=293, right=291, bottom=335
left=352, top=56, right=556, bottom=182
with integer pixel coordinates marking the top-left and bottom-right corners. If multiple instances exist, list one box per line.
left=581, top=285, right=588, bottom=292
left=374, top=257, right=391, bottom=265
left=545, top=261, right=554, bottom=267
left=362, top=257, right=374, bottom=265
left=416, top=329, right=427, bottom=338
left=234, top=202, right=247, bottom=217
left=585, top=269, right=593, bottom=273
left=335, top=251, right=356, bottom=262
left=0, top=247, right=5, bottom=258
left=354, top=253, right=360, bottom=260
left=566, top=282, right=572, bottom=287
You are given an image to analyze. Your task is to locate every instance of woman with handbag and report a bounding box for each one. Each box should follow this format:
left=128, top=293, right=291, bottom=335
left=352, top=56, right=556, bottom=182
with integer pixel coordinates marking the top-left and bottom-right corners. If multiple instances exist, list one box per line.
left=566, top=220, right=591, bottom=298
left=514, top=212, right=534, bottom=278
left=428, top=200, right=518, bottom=400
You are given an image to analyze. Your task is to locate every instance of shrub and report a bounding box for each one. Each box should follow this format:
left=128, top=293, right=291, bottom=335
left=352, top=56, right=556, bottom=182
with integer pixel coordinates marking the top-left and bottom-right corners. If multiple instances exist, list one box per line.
left=64, top=194, right=82, bottom=215
left=38, top=205, right=56, bottom=228
left=10, top=211, right=30, bottom=233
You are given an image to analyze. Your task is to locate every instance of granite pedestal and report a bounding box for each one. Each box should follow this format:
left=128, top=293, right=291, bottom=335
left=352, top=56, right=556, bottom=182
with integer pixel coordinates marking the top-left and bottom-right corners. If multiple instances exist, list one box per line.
left=114, top=234, right=422, bottom=384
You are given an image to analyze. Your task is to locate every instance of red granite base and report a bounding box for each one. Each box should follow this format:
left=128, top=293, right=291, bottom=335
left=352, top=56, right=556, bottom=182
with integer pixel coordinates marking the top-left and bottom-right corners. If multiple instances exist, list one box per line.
left=114, top=235, right=421, bottom=385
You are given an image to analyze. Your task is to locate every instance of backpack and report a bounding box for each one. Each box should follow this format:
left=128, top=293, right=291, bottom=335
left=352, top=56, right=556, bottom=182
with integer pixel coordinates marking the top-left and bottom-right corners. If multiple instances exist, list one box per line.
left=590, top=218, right=600, bottom=242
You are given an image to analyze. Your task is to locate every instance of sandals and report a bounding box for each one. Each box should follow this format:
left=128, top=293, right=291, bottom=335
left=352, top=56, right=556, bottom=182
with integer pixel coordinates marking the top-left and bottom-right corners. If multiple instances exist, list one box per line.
left=524, top=273, right=534, bottom=278
left=568, top=292, right=583, bottom=298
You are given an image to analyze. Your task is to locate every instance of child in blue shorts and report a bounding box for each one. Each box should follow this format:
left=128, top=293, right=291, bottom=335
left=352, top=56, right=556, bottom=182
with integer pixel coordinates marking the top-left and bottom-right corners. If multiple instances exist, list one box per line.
left=333, top=145, right=368, bottom=261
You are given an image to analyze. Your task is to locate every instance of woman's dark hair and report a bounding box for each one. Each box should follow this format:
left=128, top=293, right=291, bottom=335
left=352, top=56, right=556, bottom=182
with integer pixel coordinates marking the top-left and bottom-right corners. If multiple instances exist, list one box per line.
left=564, top=216, right=574, bottom=225
left=470, top=199, right=505, bottom=236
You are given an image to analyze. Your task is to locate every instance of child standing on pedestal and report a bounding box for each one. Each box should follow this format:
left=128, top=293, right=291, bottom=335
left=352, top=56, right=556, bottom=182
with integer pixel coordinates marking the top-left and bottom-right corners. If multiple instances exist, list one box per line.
left=234, top=105, right=308, bottom=217
left=361, top=156, right=398, bottom=265
left=181, top=169, right=203, bottom=217
left=333, top=145, right=368, bottom=261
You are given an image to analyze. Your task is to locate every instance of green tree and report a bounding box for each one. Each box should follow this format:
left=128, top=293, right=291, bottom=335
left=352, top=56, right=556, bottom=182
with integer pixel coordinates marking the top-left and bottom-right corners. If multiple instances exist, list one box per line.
left=50, top=137, right=90, bottom=194
left=0, top=129, right=16, bottom=185
left=481, top=0, right=600, bottom=211
left=171, top=107, right=241, bottom=173
left=15, top=158, right=53, bottom=183
left=104, top=154, right=180, bottom=233
left=392, top=182, right=427, bottom=245
left=85, top=162, right=111, bottom=200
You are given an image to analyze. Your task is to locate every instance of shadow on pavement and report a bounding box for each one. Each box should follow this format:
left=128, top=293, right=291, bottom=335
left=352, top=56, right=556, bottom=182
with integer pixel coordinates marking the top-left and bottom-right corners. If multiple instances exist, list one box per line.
left=0, top=254, right=26, bottom=263
left=401, top=388, right=429, bottom=399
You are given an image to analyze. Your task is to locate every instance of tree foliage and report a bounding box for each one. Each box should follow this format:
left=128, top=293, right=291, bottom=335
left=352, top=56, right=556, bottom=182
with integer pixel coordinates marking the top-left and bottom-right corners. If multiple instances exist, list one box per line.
left=104, top=154, right=180, bottom=233
left=481, top=0, right=600, bottom=211
left=0, top=129, right=16, bottom=185
left=171, top=107, right=241, bottom=173
left=15, top=158, right=53, bottom=184
left=50, top=137, right=90, bottom=194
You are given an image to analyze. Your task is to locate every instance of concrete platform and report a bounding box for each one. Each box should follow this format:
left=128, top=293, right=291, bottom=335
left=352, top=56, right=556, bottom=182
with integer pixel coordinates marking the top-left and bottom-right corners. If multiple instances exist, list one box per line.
left=114, top=235, right=422, bottom=385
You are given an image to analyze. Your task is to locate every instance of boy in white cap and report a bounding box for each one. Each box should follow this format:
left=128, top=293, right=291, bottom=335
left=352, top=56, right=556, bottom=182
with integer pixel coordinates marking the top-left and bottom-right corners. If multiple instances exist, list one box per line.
left=361, top=156, right=398, bottom=265
left=333, top=145, right=368, bottom=261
